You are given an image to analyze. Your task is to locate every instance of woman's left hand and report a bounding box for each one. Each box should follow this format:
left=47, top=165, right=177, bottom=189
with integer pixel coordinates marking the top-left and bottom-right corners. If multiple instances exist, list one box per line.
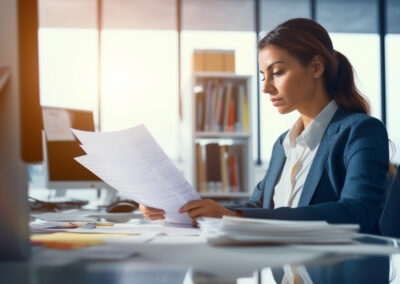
left=179, top=199, right=239, bottom=219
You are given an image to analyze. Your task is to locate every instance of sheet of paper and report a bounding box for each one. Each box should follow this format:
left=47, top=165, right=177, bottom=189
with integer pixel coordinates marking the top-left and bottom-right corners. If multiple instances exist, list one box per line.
left=72, top=125, right=200, bottom=225
left=31, top=210, right=98, bottom=222
left=42, top=107, right=74, bottom=141
left=72, top=223, right=200, bottom=236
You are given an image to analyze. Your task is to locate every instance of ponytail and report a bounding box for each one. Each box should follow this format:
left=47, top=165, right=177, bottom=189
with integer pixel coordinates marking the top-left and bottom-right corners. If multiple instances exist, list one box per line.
left=325, top=50, right=370, bottom=115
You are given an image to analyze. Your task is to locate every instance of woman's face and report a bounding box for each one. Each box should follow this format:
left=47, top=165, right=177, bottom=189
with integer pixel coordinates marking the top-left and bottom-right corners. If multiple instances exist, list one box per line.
left=258, top=44, right=318, bottom=114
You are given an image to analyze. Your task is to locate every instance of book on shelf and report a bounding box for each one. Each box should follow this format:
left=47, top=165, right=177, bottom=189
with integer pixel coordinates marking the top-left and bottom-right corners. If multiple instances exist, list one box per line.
left=205, top=143, right=222, bottom=192
left=196, top=143, right=207, bottom=192
left=236, top=85, right=245, bottom=132
left=243, top=89, right=249, bottom=132
left=195, top=79, right=248, bottom=134
left=196, top=143, right=245, bottom=194
left=222, top=83, right=232, bottom=132
left=228, top=144, right=242, bottom=193
left=220, top=145, right=228, bottom=193
left=204, top=80, right=213, bottom=132
left=196, top=92, right=206, bottom=131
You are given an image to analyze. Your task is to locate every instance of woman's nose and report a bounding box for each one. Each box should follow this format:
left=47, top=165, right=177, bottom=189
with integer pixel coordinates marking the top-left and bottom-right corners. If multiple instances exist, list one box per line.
left=263, top=80, right=276, bottom=94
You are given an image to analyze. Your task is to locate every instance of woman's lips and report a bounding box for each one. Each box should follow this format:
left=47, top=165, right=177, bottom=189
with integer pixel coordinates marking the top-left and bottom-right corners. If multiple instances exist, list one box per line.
left=270, top=98, right=282, bottom=106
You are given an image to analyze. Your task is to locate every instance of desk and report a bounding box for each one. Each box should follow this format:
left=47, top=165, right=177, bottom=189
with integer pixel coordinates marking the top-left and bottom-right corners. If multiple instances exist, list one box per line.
left=2, top=220, right=400, bottom=284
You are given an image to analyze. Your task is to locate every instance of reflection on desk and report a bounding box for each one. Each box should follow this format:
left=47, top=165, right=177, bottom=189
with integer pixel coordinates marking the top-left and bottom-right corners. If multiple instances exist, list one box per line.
left=3, top=221, right=400, bottom=283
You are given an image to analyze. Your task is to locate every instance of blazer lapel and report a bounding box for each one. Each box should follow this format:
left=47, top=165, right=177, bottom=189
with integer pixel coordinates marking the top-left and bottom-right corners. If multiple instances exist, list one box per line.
left=298, top=107, right=345, bottom=206
left=263, top=138, right=286, bottom=209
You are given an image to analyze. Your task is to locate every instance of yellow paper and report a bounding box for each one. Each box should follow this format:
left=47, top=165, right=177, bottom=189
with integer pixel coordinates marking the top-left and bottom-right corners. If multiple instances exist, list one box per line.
left=31, top=232, right=128, bottom=245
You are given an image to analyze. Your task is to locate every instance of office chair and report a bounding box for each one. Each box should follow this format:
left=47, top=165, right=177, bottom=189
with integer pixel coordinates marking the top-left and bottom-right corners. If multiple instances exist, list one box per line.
left=379, top=165, right=400, bottom=238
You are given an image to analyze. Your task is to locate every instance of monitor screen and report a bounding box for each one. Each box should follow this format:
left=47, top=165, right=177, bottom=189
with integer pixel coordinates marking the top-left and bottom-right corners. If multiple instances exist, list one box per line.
left=42, top=106, right=110, bottom=189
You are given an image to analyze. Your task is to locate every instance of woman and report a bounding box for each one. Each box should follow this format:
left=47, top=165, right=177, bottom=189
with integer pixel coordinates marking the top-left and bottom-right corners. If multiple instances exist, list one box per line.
left=140, top=18, right=389, bottom=234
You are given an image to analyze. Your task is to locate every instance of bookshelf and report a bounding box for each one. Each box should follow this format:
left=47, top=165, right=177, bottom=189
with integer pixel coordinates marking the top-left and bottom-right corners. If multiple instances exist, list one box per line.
left=192, top=72, right=253, bottom=199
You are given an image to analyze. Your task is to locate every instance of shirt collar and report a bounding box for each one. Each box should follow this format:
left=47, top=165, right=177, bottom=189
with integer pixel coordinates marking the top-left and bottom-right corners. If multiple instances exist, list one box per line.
left=283, top=100, right=338, bottom=154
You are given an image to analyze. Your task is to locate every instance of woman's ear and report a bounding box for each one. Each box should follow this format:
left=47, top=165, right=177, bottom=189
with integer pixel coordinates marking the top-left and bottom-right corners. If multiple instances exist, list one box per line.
left=311, top=55, right=325, bottom=79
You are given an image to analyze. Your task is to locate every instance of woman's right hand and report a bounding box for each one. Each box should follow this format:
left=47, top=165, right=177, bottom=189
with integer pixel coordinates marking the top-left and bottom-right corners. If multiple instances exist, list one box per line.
left=139, top=204, right=165, bottom=220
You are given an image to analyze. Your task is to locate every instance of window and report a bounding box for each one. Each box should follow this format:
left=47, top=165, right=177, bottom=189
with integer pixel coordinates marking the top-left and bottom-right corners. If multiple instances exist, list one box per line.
left=317, top=0, right=381, bottom=118
left=386, top=0, right=400, bottom=164
left=39, top=28, right=98, bottom=112
left=100, top=29, right=179, bottom=158
left=330, top=33, right=381, bottom=119
left=38, top=0, right=98, bottom=114
left=259, top=0, right=311, bottom=162
left=38, top=0, right=179, bottom=159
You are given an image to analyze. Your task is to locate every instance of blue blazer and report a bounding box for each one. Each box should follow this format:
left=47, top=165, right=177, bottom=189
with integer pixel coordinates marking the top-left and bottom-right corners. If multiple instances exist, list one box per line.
left=229, top=107, right=389, bottom=234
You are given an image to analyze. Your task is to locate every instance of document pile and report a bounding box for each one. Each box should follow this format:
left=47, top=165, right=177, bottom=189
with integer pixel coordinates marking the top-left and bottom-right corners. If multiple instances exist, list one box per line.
left=198, top=216, right=360, bottom=245
left=72, top=125, right=200, bottom=225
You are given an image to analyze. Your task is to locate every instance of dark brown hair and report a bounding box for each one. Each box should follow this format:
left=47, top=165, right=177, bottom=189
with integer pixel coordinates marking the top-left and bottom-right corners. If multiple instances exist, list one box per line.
left=258, top=18, right=370, bottom=115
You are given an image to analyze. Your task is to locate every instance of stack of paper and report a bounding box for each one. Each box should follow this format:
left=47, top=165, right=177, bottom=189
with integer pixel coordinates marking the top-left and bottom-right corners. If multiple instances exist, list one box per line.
left=72, top=125, right=200, bottom=225
left=198, top=216, right=360, bottom=245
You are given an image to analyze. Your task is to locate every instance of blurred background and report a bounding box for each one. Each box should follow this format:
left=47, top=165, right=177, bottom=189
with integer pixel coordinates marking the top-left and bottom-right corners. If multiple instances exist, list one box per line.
left=20, top=0, right=400, bottom=205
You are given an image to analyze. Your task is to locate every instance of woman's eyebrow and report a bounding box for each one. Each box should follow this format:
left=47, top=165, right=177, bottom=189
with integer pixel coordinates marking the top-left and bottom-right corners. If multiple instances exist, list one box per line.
left=267, top=61, right=285, bottom=71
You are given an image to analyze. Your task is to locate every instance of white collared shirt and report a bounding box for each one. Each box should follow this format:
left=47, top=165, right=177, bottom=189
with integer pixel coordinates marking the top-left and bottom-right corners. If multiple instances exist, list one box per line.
left=272, top=100, right=338, bottom=208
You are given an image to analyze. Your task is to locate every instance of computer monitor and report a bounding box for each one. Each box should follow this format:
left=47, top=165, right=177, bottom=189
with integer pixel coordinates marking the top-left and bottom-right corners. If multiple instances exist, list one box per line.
left=42, top=106, right=112, bottom=190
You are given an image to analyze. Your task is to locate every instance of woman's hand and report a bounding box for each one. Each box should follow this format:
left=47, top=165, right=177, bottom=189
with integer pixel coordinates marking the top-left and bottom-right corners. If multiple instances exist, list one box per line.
left=179, top=199, right=241, bottom=219
left=139, top=204, right=165, bottom=221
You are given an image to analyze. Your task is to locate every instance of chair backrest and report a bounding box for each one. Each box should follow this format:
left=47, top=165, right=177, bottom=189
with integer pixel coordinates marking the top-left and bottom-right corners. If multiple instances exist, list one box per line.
left=379, top=165, right=400, bottom=238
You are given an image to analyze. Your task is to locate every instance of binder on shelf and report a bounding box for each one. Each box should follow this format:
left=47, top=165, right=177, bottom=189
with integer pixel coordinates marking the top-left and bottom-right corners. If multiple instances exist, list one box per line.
left=227, top=100, right=234, bottom=133
left=196, top=143, right=207, bottom=193
left=196, top=91, right=206, bottom=131
left=211, top=81, right=222, bottom=131
left=205, top=143, right=222, bottom=192
left=220, top=145, right=229, bottom=193
left=236, top=85, right=245, bottom=132
left=204, top=80, right=213, bottom=132
left=214, top=83, right=225, bottom=131
left=227, top=144, right=244, bottom=192
left=222, top=83, right=233, bottom=132
left=243, top=90, right=249, bottom=132
left=228, top=155, right=237, bottom=192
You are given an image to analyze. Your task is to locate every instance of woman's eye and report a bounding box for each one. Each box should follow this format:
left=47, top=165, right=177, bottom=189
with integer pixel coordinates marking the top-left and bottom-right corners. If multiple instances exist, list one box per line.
left=272, top=70, right=283, bottom=76
left=261, top=76, right=265, bottom=81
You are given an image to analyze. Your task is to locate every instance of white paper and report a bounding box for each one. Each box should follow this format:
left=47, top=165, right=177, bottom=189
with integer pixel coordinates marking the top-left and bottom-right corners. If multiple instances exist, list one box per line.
left=31, top=210, right=97, bottom=222
left=42, top=107, right=75, bottom=141
left=199, top=216, right=360, bottom=245
left=72, top=125, right=200, bottom=225
left=72, top=223, right=200, bottom=236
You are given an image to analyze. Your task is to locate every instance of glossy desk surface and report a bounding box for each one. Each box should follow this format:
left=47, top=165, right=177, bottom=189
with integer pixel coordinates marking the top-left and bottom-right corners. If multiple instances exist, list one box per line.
left=1, top=222, right=400, bottom=284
